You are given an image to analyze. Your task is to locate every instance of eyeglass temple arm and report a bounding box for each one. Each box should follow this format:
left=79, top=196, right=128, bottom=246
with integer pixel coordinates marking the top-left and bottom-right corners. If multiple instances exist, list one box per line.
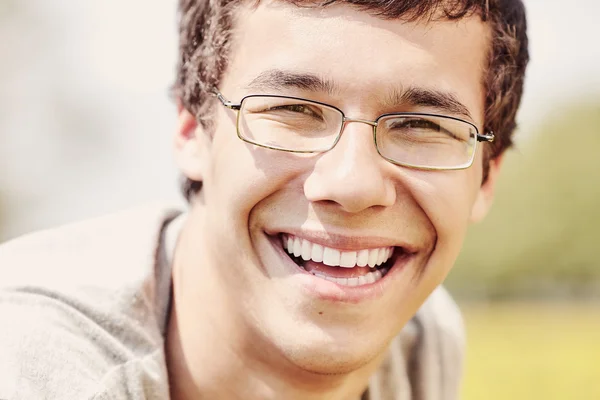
left=213, top=91, right=241, bottom=110
left=477, top=132, right=495, bottom=143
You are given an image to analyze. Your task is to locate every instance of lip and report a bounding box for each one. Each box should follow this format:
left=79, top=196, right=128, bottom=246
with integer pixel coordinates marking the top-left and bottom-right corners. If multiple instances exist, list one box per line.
left=265, top=228, right=419, bottom=254
left=266, top=232, right=415, bottom=304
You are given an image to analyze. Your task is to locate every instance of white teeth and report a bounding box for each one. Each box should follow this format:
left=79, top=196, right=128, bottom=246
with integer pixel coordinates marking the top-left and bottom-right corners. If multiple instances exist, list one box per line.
left=311, top=243, right=324, bottom=262
left=367, top=248, right=379, bottom=268
left=308, top=268, right=388, bottom=286
left=324, top=275, right=347, bottom=286
left=283, top=234, right=394, bottom=269
left=377, top=248, right=388, bottom=265
left=323, top=247, right=341, bottom=266
left=293, top=237, right=302, bottom=258
left=301, top=240, right=312, bottom=261
left=356, top=249, right=369, bottom=267
left=339, top=251, right=357, bottom=268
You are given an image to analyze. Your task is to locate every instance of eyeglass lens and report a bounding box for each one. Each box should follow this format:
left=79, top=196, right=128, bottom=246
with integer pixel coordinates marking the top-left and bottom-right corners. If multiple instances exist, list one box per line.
left=237, top=95, right=477, bottom=168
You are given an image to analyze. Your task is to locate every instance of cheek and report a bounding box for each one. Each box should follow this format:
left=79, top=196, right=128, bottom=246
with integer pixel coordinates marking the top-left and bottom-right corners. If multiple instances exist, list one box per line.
left=410, top=168, right=481, bottom=256
left=205, top=125, right=309, bottom=226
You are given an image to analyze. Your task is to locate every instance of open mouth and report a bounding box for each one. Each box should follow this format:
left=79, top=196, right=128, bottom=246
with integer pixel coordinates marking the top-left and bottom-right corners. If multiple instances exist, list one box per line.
left=281, top=234, right=404, bottom=287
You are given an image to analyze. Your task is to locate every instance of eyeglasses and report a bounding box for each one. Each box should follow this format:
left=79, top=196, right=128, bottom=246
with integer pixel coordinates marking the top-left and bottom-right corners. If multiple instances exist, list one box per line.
left=214, top=91, right=494, bottom=170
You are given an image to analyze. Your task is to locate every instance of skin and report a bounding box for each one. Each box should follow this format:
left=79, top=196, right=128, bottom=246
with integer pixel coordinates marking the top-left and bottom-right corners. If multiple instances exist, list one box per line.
left=168, top=2, right=502, bottom=399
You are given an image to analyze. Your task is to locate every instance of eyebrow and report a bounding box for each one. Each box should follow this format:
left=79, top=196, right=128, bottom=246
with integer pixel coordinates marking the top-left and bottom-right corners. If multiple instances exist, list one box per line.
left=388, top=86, right=474, bottom=120
left=245, top=69, right=338, bottom=95
left=244, top=69, right=473, bottom=120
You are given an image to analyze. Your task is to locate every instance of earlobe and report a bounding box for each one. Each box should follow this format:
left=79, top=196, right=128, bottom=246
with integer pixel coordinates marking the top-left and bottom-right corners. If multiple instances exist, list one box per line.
left=174, top=102, right=205, bottom=181
left=469, top=154, right=504, bottom=223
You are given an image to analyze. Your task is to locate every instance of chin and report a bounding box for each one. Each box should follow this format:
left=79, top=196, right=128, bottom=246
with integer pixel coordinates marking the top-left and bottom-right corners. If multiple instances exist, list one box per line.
left=283, top=345, right=380, bottom=376
left=264, top=318, right=390, bottom=376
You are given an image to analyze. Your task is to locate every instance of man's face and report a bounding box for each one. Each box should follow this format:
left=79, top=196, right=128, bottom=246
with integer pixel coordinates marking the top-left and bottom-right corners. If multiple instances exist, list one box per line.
left=176, top=2, right=495, bottom=374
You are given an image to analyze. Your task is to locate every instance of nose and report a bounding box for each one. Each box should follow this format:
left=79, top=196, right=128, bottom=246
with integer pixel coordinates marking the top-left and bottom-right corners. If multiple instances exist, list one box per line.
left=304, top=120, right=397, bottom=213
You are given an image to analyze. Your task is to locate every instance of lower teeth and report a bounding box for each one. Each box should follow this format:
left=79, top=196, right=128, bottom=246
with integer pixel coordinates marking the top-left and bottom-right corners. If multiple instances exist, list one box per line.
left=304, top=265, right=389, bottom=286
left=286, top=248, right=393, bottom=287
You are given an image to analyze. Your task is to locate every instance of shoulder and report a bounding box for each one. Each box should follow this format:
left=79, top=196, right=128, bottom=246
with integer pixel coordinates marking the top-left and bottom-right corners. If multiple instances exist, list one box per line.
left=0, top=289, right=171, bottom=399
left=369, top=286, right=465, bottom=400
left=0, top=203, right=182, bottom=289
left=409, top=286, right=465, bottom=399
left=416, top=285, right=465, bottom=346
left=0, top=203, right=182, bottom=399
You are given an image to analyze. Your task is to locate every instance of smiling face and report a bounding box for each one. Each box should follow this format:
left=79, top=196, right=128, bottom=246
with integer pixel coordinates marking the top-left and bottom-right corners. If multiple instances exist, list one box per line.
left=174, top=1, right=498, bottom=375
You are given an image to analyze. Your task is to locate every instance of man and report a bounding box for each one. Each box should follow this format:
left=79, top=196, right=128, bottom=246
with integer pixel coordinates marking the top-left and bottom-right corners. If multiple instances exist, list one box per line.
left=0, top=0, right=528, bottom=398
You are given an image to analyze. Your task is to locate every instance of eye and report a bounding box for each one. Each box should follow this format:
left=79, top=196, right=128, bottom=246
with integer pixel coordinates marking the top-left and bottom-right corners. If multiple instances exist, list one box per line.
left=386, top=116, right=469, bottom=141
left=389, top=117, right=441, bottom=131
left=266, top=104, right=324, bottom=120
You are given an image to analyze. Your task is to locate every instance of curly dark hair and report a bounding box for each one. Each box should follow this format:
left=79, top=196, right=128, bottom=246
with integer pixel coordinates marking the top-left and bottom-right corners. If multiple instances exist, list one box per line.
left=174, top=0, right=529, bottom=200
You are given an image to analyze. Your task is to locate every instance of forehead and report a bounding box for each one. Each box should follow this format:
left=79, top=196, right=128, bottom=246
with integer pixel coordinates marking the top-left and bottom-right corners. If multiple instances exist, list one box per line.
left=223, top=1, right=490, bottom=120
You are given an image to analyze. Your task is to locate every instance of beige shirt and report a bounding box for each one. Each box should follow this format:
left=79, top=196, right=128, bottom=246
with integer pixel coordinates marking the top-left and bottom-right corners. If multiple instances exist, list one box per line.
left=0, top=204, right=464, bottom=399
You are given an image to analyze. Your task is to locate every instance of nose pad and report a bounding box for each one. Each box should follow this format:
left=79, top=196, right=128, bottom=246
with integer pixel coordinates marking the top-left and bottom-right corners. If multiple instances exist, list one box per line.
left=304, top=119, right=396, bottom=213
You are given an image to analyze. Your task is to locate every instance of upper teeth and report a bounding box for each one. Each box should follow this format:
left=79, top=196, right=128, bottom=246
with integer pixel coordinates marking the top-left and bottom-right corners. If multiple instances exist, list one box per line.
left=283, top=235, right=394, bottom=268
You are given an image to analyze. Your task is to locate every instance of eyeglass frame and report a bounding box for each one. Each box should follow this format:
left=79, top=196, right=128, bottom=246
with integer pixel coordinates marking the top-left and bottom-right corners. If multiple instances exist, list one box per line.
left=213, top=90, right=495, bottom=171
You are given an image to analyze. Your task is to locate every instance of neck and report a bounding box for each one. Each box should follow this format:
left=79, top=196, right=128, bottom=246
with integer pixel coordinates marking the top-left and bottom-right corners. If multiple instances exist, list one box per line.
left=165, top=218, right=381, bottom=400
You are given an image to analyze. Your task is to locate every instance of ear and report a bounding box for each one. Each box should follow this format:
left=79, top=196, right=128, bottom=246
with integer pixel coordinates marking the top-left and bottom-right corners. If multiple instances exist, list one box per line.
left=469, top=154, right=504, bottom=223
left=174, top=100, right=207, bottom=182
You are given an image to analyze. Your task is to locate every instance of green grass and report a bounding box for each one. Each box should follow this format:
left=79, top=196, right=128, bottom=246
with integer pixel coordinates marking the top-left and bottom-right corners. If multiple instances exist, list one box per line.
left=461, top=302, right=600, bottom=400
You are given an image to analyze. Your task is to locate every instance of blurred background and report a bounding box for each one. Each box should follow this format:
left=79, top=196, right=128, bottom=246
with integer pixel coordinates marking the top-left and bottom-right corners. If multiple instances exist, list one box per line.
left=1, top=0, right=599, bottom=398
